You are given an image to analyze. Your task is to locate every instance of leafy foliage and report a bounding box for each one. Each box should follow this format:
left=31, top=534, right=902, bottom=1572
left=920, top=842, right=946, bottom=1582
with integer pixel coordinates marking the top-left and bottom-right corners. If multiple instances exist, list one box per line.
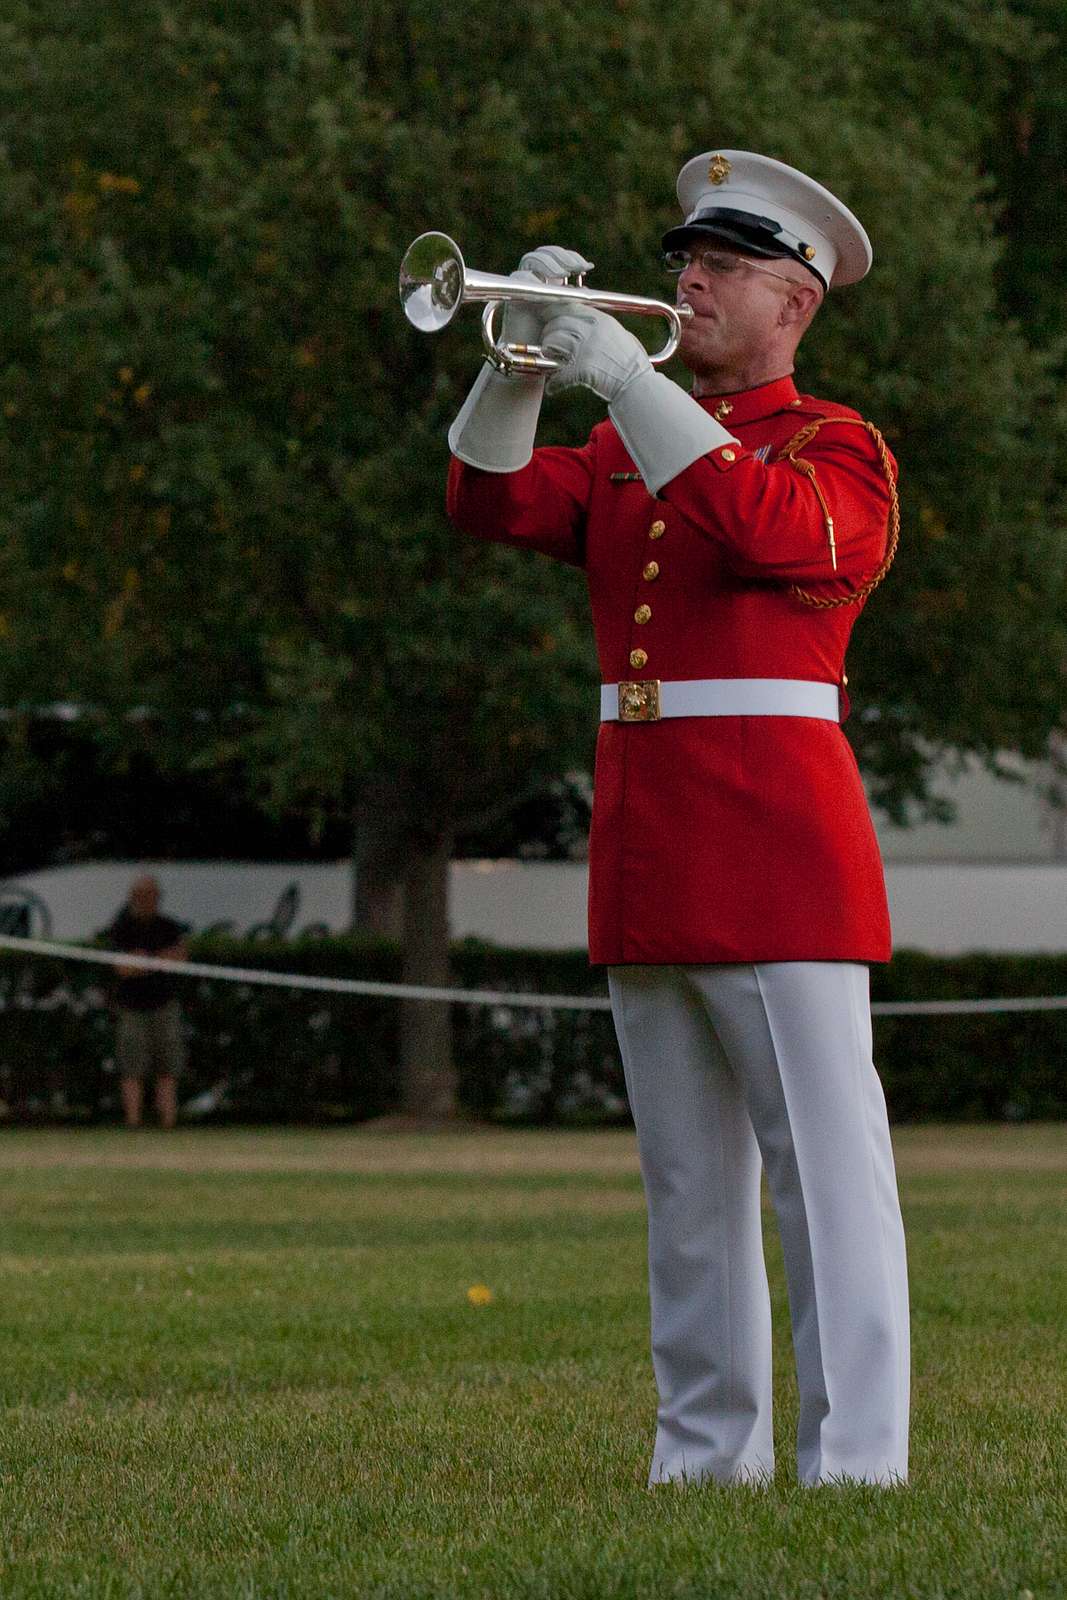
left=0, top=0, right=1063, bottom=847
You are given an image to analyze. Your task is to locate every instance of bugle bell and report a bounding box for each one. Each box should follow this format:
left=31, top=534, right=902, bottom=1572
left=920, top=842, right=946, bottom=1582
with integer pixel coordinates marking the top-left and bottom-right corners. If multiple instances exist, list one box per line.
left=399, top=231, right=692, bottom=375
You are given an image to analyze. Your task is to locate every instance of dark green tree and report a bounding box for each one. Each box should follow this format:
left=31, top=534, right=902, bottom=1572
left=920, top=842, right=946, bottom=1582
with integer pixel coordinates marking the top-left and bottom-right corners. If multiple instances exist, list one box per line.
left=0, top=0, right=1064, bottom=1114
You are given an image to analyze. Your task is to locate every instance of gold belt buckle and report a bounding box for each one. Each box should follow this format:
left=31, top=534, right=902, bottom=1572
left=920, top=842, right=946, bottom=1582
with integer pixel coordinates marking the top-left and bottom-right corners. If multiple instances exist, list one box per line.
left=618, top=679, right=662, bottom=722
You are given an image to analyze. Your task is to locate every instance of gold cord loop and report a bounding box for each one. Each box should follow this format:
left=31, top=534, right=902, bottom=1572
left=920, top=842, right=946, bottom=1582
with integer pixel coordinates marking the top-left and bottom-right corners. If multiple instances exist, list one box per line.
left=775, top=418, right=900, bottom=609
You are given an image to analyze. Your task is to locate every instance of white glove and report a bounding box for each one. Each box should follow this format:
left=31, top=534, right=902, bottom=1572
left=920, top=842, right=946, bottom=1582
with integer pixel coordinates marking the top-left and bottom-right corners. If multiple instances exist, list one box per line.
left=539, top=304, right=738, bottom=492
left=448, top=244, right=594, bottom=474
left=541, top=306, right=650, bottom=402
left=518, top=245, right=595, bottom=282
left=501, top=245, right=596, bottom=347
left=609, top=369, right=740, bottom=495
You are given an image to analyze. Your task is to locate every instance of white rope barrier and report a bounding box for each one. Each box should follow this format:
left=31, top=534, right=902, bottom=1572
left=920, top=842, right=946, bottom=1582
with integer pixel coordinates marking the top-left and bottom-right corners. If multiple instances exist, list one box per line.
left=0, top=935, right=612, bottom=1012
left=875, top=995, right=1067, bottom=1015
left=0, top=933, right=1065, bottom=1017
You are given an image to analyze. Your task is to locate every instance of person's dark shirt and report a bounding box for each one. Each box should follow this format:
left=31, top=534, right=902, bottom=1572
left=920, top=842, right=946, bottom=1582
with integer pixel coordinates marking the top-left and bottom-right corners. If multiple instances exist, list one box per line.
left=105, top=910, right=189, bottom=1011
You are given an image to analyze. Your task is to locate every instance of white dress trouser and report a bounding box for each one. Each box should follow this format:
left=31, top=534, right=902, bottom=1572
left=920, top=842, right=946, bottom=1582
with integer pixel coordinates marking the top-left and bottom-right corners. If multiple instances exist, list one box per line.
left=608, top=962, right=910, bottom=1487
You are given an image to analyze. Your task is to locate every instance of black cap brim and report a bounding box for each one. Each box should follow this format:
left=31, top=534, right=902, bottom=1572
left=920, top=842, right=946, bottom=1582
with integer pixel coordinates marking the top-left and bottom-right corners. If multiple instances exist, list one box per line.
left=662, top=207, right=825, bottom=285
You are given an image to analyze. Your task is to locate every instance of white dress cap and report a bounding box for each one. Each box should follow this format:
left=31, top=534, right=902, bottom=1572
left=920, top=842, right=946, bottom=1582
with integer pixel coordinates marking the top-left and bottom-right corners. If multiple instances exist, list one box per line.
left=663, top=150, right=872, bottom=289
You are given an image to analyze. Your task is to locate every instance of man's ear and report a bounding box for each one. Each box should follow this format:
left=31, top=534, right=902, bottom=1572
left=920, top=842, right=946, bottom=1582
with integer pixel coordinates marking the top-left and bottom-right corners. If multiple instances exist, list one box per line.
left=781, top=281, right=822, bottom=328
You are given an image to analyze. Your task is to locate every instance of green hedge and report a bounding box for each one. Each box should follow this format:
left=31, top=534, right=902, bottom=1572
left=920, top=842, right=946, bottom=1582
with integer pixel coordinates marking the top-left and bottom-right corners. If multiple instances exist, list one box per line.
left=872, top=950, right=1067, bottom=1122
left=0, top=938, right=1065, bottom=1126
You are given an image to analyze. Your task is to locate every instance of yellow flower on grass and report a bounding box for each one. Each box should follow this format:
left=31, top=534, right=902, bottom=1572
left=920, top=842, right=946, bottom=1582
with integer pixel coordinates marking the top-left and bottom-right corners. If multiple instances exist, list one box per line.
left=466, top=1284, right=493, bottom=1307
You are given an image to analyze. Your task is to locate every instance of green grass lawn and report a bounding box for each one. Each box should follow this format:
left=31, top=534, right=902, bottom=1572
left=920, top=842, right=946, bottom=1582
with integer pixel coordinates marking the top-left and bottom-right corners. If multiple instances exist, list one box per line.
left=0, top=1123, right=1064, bottom=1599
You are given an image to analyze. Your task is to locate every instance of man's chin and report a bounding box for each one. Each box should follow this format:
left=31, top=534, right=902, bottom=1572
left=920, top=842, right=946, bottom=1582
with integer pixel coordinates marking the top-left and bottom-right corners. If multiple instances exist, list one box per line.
left=677, top=341, right=723, bottom=380
left=678, top=322, right=721, bottom=360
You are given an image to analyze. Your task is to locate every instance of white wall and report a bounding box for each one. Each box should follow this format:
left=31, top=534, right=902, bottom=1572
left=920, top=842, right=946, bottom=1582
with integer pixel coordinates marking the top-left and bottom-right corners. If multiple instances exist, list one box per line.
left=3, top=856, right=1066, bottom=955
left=450, top=859, right=1067, bottom=956
left=874, top=754, right=1062, bottom=863
left=1, top=861, right=351, bottom=942
left=884, top=863, right=1067, bottom=955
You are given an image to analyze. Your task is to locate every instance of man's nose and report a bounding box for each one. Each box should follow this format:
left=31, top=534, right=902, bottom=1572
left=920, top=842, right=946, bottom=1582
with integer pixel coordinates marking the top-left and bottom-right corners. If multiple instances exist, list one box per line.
left=677, top=257, right=709, bottom=293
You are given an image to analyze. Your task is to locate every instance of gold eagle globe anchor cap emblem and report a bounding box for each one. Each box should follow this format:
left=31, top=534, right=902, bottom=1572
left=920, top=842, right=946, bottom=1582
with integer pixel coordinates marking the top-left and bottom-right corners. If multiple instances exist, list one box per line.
left=707, top=154, right=732, bottom=185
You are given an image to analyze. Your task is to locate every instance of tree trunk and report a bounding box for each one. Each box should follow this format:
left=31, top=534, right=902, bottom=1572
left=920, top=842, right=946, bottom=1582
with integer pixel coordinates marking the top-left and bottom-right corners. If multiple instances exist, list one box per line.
left=352, top=805, right=405, bottom=938
left=399, top=830, right=457, bottom=1121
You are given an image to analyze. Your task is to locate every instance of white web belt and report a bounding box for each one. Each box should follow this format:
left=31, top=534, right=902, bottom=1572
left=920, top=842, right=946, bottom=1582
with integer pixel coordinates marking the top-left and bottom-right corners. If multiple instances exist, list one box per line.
left=600, top=677, right=841, bottom=723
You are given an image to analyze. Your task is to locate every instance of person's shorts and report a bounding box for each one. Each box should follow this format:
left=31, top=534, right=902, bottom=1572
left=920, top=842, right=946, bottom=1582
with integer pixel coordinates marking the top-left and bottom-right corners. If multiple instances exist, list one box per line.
left=115, top=1001, right=187, bottom=1080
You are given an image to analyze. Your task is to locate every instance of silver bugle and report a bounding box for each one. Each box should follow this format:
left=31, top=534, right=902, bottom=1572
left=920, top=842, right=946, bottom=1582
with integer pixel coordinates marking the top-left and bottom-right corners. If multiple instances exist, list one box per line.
left=399, top=231, right=692, bottom=374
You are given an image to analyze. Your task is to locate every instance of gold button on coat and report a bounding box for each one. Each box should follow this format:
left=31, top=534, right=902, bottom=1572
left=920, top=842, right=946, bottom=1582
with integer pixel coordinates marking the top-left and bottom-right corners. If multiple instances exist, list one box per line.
left=634, top=604, right=652, bottom=625
left=629, top=648, right=648, bottom=669
left=643, top=561, right=659, bottom=581
left=721, top=448, right=736, bottom=462
left=649, top=520, right=666, bottom=539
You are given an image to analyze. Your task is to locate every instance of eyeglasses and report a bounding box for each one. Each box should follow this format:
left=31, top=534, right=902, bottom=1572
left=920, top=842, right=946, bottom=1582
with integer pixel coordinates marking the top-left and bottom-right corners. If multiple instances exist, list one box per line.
left=662, top=247, right=796, bottom=287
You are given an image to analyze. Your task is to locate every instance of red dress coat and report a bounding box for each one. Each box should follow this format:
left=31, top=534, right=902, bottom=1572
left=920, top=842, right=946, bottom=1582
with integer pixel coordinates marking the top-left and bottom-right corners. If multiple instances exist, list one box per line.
left=447, top=373, right=896, bottom=966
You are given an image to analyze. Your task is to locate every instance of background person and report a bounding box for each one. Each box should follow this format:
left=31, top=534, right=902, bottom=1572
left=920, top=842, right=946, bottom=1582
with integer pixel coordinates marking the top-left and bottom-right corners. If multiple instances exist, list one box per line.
left=103, top=874, right=189, bottom=1129
left=446, top=150, right=909, bottom=1486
